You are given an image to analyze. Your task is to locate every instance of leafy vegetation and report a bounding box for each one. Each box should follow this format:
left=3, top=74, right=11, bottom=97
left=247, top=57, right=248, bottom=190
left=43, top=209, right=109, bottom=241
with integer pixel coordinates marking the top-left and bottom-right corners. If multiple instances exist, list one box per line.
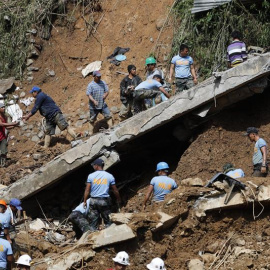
left=171, top=0, right=270, bottom=79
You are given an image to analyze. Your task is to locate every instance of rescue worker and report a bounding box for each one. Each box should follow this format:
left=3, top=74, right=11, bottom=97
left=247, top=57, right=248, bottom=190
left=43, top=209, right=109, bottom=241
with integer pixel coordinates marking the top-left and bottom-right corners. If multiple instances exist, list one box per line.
left=145, top=57, right=164, bottom=80
left=68, top=198, right=91, bottom=236
left=23, top=86, right=77, bottom=148
left=83, top=158, right=121, bottom=231
left=15, top=254, right=31, bottom=270
left=0, top=200, right=11, bottom=244
left=169, top=44, right=197, bottom=94
left=133, top=75, right=170, bottom=114
left=227, top=30, right=247, bottom=68
left=146, top=258, right=166, bottom=270
left=245, top=127, right=268, bottom=177
left=119, top=65, right=142, bottom=120
left=107, top=251, right=130, bottom=270
left=143, top=162, right=177, bottom=210
left=0, top=102, right=19, bottom=167
left=223, top=163, right=245, bottom=179
left=86, top=71, right=112, bottom=132
left=0, top=222, right=13, bottom=270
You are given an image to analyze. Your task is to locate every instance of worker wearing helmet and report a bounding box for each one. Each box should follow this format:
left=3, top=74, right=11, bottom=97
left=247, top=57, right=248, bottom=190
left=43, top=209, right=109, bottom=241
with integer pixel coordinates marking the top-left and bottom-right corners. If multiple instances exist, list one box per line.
left=0, top=222, right=14, bottom=270
left=146, top=257, right=166, bottom=270
left=16, top=254, right=31, bottom=269
left=143, top=162, right=177, bottom=210
left=223, top=163, right=245, bottom=179
left=0, top=200, right=11, bottom=244
left=107, top=251, right=130, bottom=270
left=169, top=44, right=197, bottom=94
left=145, top=57, right=164, bottom=81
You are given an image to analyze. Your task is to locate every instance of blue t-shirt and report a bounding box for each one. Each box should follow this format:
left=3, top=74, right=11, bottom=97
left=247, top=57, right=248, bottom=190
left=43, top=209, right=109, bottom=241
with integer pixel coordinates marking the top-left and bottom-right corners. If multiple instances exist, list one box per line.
left=253, top=138, right=267, bottom=165
left=87, top=170, right=115, bottom=198
left=0, top=213, right=9, bottom=237
left=72, top=199, right=90, bottom=216
left=0, top=238, right=12, bottom=268
left=150, top=175, right=178, bottom=202
left=226, top=169, right=245, bottom=179
left=171, top=55, right=193, bottom=78
left=135, top=79, right=162, bottom=90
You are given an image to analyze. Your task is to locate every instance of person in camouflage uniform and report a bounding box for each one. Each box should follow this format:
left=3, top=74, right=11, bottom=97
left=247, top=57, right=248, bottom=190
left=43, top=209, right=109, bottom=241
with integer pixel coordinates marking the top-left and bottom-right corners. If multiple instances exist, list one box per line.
left=69, top=199, right=91, bottom=235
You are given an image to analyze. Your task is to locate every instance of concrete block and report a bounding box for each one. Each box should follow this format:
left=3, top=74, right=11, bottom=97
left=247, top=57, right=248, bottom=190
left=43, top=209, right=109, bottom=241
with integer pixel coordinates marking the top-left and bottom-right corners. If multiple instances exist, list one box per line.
left=188, top=259, right=204, bottom=270
left=152, top=211, right=179, bottom=232
left=89, top=224, right=135, bottom=249
left=110, top=213, right=133, bottom=224
left=181, top=177, right=204, bottom=186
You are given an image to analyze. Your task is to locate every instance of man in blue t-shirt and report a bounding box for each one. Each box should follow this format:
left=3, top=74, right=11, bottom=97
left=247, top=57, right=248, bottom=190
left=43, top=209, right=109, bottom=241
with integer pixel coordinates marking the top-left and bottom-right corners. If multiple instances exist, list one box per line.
left=143, top=162, right=177, bottom=210
left=133, top=75, right=170, bottom=114
left=223, top=163, right=245, bottom=179
left=245, top=127, right=268, bottom=177
left=0, top=223, right=13, bottom=270
left=68, top=199, right=91, bottom=236
left=169, top=44, right=197, bottom=94
left=83, top=158, right=121, bottom=231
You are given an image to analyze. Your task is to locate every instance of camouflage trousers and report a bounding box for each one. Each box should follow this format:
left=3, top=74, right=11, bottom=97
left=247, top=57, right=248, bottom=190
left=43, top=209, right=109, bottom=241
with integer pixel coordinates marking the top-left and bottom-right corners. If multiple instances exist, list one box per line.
left=69, top=211, right=91, bottom=233
left=87, top=197, right=112, bottom=231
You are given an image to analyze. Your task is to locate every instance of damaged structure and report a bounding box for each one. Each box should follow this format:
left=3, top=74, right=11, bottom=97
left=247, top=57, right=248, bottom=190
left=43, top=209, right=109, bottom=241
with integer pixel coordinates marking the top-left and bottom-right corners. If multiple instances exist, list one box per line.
left=0, top=53, right=270, bottom=202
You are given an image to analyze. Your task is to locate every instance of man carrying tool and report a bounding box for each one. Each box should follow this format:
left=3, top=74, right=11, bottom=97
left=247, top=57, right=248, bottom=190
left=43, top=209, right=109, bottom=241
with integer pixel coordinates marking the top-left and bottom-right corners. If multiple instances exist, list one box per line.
left=23, top=86, right=77, bottom=148
left=83, top=158, right=121, bottom=232
left=245, top=127, right=268, bottom=177
left=119, top=65, right=142, bottom=120
left=107, top=251, right=130, bottom=270
left=223, top=163, right=245, bottom=179
left=143, top=162, right=177, bottom=210
left=0, top=102, right=19, bottom=167
left=169, top=44, right=197, bottom=94
left=86, top=71, right=112, bottom=132
left=0, top=223, right=13, bottom=270
left=68, top=198, right=91, bottom=236
left=227, top=30, right=247, bottom=68
left=133, top=75, right=170, bottom=114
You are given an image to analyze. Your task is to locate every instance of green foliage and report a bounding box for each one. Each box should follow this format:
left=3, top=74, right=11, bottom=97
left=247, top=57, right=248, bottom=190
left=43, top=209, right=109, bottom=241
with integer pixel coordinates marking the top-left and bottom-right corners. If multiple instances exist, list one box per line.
left=171, top=0, right=270, bottom=79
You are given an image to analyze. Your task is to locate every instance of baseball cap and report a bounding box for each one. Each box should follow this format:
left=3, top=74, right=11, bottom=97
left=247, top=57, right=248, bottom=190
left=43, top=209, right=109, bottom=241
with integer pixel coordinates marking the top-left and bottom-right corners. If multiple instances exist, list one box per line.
left=153, top=74, right=164, bottom=83
left=0, top=103, right=5, bottom=108
left=29, top=86, right=41, bottom=93
left=91, top=158, right=104, bottom=167
left=10, top=198, right=22, bottom=210
left=93, top=71, right=101, bottom=77
left=244, top=127, right=258, bottom=136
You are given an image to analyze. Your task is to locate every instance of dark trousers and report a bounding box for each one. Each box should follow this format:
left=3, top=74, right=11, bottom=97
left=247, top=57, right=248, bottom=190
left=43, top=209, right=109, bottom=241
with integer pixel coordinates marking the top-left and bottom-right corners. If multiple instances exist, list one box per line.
left=69, top=211, right=91, bottom=233
left=252, top=163, right=268, bottom=177
left=87, top=197, right=112, bottom=231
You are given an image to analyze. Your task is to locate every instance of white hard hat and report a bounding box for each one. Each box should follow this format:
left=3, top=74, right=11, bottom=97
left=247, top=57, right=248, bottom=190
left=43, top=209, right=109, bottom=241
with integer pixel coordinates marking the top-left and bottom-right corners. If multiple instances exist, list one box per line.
left=16, top=254, right=32, bottom=266
left=112, top=251, right=130, bottom=266
left=147, top=258, right=166, bottom=270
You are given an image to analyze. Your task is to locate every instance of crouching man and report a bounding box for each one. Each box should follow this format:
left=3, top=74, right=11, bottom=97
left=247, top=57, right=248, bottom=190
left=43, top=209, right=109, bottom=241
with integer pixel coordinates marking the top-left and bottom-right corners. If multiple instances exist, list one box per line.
left=68, top=199, right=91, bottom=237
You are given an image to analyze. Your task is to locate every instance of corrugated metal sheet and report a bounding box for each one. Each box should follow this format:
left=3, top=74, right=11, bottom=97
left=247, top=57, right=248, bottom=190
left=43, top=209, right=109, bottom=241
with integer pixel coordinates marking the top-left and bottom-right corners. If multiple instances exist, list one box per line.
left=191, top=0, right=232, bottom=13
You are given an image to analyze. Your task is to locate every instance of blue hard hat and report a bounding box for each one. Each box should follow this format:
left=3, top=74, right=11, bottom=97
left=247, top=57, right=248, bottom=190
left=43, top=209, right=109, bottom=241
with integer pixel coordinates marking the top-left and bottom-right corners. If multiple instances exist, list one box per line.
left=156, top=162, right=169, bottom=172
left=29, top=86, right=41, bottom=93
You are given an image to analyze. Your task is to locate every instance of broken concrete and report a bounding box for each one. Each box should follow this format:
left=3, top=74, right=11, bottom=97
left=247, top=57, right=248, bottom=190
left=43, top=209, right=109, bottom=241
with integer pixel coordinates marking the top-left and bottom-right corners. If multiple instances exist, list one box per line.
left=153, top=212, right=180, bottom=232
left=47, top=249, right=95, bottom=270
left=87, top=224, right=135, bottom=249
left=1, top=54, right=270, bottom=201
left=110, top=213, right=133, bottom=224
left=181, top=177, right=204, bottom=186
left=194, top=183, right=270, bottom=217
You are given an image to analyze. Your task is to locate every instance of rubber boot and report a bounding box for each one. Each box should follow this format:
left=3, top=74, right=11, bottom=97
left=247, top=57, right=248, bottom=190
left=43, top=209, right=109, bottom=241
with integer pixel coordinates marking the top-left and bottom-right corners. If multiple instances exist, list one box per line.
left=43, top=135, right=51, bottom=148
left=67, top=126, right=77, bottom=140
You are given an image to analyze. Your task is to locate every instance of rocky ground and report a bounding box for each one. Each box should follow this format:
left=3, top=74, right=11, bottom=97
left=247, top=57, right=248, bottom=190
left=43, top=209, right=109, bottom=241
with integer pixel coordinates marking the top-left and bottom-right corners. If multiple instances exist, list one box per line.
left=1, top=0, right=270, bottom=269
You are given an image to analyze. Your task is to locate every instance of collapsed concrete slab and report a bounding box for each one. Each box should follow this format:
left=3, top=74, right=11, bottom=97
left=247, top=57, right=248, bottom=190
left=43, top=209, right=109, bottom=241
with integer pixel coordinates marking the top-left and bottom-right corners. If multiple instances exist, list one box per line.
left=1, top=54, right=270, bottom=201
left=152, top=211, right=180, bottom=232
left=194, top=184, right=270, bottom=217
